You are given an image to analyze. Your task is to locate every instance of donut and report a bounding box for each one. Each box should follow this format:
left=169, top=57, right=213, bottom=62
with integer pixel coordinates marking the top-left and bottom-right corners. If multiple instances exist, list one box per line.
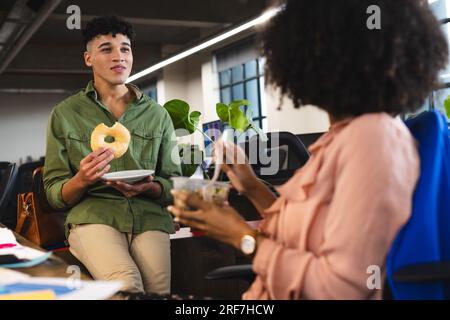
left=90, top=122, right=130, bottom=158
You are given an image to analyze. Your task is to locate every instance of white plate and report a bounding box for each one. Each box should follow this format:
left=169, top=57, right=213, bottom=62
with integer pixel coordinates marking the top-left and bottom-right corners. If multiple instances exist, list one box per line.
left=102, top=170, right=155, bottom=184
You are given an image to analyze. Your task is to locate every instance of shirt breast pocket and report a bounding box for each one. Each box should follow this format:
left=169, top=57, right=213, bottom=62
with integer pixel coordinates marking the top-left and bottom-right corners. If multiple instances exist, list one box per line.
left=130, top=129, right=163, bottom=163
left=66, top=132, right=91, bottom=171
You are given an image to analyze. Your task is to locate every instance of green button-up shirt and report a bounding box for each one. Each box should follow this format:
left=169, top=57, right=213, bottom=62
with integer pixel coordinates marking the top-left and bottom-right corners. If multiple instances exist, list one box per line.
left=43, top=81, right=182, bottom=237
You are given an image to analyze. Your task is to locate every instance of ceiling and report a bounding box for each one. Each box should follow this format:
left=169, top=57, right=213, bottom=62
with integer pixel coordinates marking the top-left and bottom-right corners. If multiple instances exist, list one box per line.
left=0, top=0, right=269, bottom=93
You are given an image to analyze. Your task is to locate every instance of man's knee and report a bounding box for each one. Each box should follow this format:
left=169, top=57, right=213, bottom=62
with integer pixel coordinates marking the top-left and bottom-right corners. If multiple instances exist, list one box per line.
left=146, top=272, right=171, bottom=295
left=105, top=268, right=144, bottom=293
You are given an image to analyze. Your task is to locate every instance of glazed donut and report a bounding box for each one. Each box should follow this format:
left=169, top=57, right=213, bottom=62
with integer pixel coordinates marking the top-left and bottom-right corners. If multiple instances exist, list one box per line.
left=90, top=122, right=131, bottom=158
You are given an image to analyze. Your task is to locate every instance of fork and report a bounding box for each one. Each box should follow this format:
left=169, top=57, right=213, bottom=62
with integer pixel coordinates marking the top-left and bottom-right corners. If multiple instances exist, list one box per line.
left=189, top=157, right=213, bottom=180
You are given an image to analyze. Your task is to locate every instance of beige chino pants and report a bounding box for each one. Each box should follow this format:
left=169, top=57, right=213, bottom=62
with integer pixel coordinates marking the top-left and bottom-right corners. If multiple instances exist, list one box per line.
left=68, top=223, right=171, bottom=295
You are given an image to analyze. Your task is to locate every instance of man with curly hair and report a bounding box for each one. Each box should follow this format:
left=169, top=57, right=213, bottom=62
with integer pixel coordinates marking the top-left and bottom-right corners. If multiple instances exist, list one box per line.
left=43, top=15, right=181, bottom=295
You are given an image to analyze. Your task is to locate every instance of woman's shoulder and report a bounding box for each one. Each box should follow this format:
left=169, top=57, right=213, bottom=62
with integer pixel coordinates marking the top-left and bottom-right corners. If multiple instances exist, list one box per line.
left=338, top=113, right=416, bottom=149
left=331, top=113, right=419, bottom=170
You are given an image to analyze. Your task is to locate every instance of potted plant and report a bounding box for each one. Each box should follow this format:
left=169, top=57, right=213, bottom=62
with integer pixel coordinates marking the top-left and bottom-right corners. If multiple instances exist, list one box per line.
left=163, top=99, right=267, bottom=177
left=164, top=99, right=277, bottom=223
left=444, top=95, right=450, bottom=120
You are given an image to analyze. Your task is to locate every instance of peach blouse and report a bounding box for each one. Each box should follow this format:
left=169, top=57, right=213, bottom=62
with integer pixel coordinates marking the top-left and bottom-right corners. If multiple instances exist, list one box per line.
left=243, top=113, right=420, bottom=300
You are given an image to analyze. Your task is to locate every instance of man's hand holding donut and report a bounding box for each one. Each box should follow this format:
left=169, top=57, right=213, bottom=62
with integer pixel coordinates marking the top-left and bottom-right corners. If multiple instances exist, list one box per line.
left=76, top=147, right=115, bottom=186
left=105, top=176, right=162, bottom=199
left=61, top=147, right=114, bottom=206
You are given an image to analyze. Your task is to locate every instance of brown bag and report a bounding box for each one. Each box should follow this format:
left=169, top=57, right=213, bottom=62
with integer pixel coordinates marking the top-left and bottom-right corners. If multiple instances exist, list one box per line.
left=15, top=167, right=66, bottom=247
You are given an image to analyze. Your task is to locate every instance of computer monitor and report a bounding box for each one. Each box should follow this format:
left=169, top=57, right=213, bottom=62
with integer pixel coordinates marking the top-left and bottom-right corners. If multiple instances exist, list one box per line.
left=202, top=120, right=223, bottom=157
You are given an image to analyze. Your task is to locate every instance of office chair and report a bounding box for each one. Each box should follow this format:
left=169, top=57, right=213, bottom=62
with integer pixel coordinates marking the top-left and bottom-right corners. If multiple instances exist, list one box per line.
left=296, top=132, right=325, bottom=150
left=206, top=264, right=255, bottom=283
left=226, top=131, right=311, bottom=221
left=207, top=132, right=311, bottom=285
left=386, top=110, right=450, bottom=300
left=0, top=162, right=10, bottom=171
left=0, top=163, right=18, bottom=227
left=242, top=131, right=310, bottom=179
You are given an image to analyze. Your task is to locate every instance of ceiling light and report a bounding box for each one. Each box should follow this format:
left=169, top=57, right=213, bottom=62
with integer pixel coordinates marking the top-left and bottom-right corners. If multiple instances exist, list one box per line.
left=126, top=6, right=282, bottom=83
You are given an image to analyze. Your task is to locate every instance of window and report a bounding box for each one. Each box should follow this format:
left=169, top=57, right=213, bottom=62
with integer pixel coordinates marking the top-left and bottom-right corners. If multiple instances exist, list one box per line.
left=202, top=120, right=224, bottom=157
left=218, top=58, right=266, bottom=130
left=215, top=38, right=268, bottom=140
left=143, top=80, right=158, bottom=102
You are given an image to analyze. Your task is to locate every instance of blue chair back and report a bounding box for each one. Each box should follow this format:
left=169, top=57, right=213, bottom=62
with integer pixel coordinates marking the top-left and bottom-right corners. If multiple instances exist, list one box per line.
left=386, top=110, right=450, bottom=299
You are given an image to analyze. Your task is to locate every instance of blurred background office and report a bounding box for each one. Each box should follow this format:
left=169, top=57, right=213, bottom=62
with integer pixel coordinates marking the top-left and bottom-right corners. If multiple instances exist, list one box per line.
left=0, top=0, right=331, bottom=165
left=0, top=0, right=449, bottom=165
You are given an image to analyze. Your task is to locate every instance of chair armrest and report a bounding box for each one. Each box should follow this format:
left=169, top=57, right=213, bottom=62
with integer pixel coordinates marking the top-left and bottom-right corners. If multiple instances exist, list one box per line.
left=393, top=262, right=450, bottom=282
left=206, top=264, right=256, bottom=282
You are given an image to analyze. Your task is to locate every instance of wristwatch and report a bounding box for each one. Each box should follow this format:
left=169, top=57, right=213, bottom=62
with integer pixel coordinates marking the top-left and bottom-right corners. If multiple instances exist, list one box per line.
left=240, top=231, right=258, bottom=255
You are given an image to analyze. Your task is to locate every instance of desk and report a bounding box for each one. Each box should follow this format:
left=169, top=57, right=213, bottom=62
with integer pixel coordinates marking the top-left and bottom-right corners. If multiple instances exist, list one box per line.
left=1, top=223, right=91, bottom=281
left=2, top=223, right=253, bottom=299
left=171, top=234, right=252, bottom=299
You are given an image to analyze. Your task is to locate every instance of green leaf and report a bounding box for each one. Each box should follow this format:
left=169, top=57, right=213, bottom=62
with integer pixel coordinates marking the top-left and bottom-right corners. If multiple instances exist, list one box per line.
left=445, top=95, right=450, bottom=119
left=189, top=111, right=201, bottom=128
left=163, top=99, right=201, bottom=136
left=216, top=100, right=252, bottom=132
left=229, top=105, right=250, bottom=132
left=216, top=103, right=229, bottom=122
left=229, top=99, right=250, bottom=110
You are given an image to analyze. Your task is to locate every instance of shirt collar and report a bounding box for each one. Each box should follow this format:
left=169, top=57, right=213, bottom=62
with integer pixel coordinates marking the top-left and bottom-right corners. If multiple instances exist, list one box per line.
left=84, top=80, right=144, bottom=102
left=308, top=117, right=353, bottom=154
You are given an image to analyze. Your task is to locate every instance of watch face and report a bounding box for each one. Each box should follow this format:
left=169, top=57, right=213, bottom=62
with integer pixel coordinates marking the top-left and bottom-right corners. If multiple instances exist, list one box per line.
left=241, top=235, right=256, bottom=255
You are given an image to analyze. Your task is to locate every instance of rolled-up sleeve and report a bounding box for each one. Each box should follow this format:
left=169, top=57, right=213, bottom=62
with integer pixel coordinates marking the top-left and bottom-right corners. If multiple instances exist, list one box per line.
left=152, top=110, right=182, bottom=206
left=43, top=109, right=72, bottom=210
left=247, top=119, right=420, bottom=300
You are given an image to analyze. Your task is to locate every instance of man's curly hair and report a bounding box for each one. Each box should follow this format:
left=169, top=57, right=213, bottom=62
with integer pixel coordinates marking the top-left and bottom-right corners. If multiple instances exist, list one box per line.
left=261, top=0, right=449, bottom=118
left=82, top=15, right=135, bottom=48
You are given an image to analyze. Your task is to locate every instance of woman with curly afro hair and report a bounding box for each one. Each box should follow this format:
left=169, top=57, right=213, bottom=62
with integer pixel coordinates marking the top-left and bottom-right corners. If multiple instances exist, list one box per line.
left=168, top=0, right=448, bottom=299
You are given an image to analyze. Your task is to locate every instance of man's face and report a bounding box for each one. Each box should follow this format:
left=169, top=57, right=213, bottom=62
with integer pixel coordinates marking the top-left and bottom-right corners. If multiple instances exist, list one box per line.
left=84, top=33, right=133, bottom=85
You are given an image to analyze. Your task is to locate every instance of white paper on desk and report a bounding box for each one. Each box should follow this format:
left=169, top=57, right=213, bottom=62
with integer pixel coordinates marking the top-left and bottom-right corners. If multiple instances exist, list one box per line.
left=0, top=246, right=49, bottom=260
left=14, top=277, right=123, bottom=300
left=0, top=227, right=18, bottom=245
left=0, top=268, right=31, bottom=285
left=0, top=269, right=123, bottom=300
left=59, top=280, right=123, bottom=300
left=169, top=227, right=193, bottom=240
left=0, top=227, right=50, bottom=265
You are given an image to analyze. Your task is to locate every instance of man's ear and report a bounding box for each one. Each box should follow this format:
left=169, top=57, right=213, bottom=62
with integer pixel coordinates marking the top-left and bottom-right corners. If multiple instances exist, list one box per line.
left=84, top=51, right=92, bottom=67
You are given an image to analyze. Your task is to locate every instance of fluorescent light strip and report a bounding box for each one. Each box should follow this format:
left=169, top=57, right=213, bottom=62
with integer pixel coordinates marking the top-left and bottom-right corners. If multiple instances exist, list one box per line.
left=126, top=7, right=282, bottom=83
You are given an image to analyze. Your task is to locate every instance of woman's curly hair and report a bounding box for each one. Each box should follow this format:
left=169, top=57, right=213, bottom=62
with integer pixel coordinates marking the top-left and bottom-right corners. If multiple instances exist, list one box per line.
left=82, top=15, right=135, bottom=48
left=261, top=0, right=449, bottom=118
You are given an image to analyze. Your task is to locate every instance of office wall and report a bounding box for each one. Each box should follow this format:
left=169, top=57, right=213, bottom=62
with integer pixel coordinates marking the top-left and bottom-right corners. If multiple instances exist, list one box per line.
left=0, top=93, right=67, bottom=164
left=157, top=50, right=330, bottom=151
left=265, top=86, right=330, bottom=134
left=157, top=52, right=217, bottom=149
left=0, top=38, right=330, bottom=164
